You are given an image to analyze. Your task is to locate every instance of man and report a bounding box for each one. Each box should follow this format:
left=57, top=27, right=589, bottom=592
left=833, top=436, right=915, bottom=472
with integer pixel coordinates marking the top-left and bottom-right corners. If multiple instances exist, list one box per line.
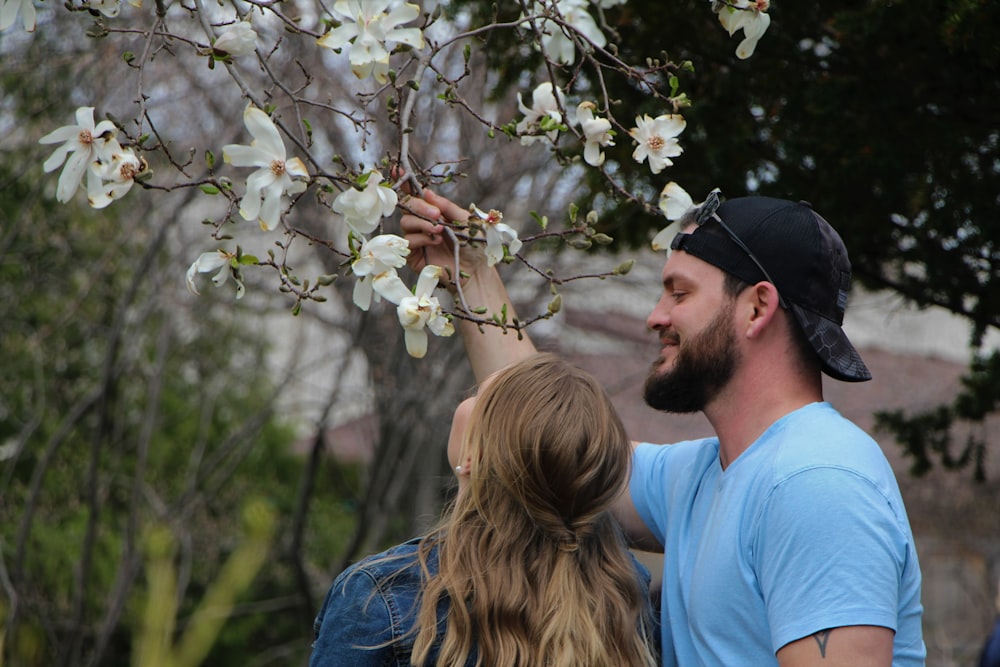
left=400, top=189, right=925, bottom=666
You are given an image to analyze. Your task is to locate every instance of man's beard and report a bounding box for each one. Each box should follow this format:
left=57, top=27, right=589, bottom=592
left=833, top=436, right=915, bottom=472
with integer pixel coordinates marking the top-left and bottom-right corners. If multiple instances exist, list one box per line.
left=643, top=305, right=739, bottom=413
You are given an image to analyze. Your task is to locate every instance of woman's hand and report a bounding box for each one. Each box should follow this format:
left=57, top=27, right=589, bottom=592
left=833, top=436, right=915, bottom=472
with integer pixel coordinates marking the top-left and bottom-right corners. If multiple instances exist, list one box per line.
left=399, top=189, right=486, bottom=287
left=399, top=185, right=538, bottom=381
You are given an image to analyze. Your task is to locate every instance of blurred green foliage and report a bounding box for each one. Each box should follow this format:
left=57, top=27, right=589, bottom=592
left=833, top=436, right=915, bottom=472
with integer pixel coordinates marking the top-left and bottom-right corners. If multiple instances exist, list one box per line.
left=0, top=44, right=367, bottom=665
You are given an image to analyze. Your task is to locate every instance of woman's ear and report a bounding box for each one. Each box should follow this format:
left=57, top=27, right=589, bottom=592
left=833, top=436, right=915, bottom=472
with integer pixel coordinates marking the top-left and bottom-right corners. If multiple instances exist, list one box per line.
left=454, top=456, right=472, bottom=478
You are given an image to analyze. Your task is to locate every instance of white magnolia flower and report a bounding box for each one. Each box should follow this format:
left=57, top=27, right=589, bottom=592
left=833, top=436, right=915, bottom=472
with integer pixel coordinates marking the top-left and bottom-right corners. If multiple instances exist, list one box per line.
left=214, top=19, right=258, bottom=57
left=374, top=265, right=455, bottom=358
left=222, top=105, right=309, bottom=232
left=332, top=170, right=399, bottom=237
left=39, top=106, right=120, bottom=204
left=81, top=0, right=138, bottom=15
left=83, top=0, right=122, bottom=17
left=317, top=0, right=425, bottom=84
left=471, top=205, right=521, bottom=267
left=527, top=0, right=606, bottom=64
left=186, top=249, right=245, bottom=299
left=715, top=0, right=771, bottom=60
left=0, top=0, right=36, bottom=32
left=89, top=143, right=147, bottom=209
left=629, top=113, right=686, bottom=175
left=658, top=181, right=694, bottom=221
left=574, top=101, right=614, bottom=167
left=516, top=82, right=566, bottom=146
left=351, top=233, right=410, bottom=310
left=651, top=182, right=694, bottom=251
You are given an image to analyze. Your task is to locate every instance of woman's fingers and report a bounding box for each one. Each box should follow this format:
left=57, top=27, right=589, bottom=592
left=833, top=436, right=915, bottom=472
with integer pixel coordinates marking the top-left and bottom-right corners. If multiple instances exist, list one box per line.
left=398, top=189, right=482, bottom=278
left=423, top=190, right=470, bottom=224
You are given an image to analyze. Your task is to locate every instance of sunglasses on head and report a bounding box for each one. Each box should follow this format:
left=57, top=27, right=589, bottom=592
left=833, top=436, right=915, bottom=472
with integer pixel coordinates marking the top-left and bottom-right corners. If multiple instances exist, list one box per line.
left=670, top=190, right=788, bottom=308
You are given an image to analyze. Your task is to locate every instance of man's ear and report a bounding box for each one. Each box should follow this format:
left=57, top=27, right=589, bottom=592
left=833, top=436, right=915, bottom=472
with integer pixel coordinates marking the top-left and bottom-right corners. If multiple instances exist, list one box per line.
left=744, top=282, right=781, bottom=339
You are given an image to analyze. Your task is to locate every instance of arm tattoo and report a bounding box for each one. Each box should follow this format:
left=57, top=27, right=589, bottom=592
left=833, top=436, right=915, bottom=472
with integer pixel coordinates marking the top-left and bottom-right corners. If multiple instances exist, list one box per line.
left=814, top=629, right=832, bottom=658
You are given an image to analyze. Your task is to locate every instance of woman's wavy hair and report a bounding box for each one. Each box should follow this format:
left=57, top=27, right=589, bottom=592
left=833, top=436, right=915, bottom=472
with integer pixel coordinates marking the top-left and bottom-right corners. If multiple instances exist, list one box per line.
left=412, top=353, right=658, bottom=666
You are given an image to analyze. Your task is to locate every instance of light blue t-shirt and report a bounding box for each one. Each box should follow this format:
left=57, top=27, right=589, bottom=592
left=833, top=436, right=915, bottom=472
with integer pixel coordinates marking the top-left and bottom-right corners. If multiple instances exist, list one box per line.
left=631, top=402, right=925, bottom=666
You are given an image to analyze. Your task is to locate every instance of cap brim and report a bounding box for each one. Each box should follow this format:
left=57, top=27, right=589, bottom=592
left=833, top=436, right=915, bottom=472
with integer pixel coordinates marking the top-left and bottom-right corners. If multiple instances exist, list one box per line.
left=790, top=304, right=872, bottom=382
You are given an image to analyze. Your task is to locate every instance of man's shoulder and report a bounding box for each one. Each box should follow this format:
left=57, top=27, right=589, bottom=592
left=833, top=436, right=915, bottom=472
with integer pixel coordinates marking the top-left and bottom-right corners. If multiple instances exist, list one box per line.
left=777, top=402, right=882, bottom=456
left=766, top=403, right=901, bottom=492
left=787, top=401, right=869, bottom=434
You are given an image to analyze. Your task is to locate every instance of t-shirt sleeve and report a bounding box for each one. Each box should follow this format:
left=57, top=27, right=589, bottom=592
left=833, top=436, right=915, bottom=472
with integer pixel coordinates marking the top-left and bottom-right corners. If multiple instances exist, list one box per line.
left=753, top=467, right=910, bottom=653
left=309, top=566, right=398, bottom=667
left=630, top=442, right=670, bottom=545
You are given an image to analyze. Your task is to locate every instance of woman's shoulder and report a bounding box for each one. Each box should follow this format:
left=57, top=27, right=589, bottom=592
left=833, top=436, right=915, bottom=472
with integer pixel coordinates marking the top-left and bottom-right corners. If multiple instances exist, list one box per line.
left=311, top=538, right=437, bottom=666
left=341, top=537, right=429, bottom=583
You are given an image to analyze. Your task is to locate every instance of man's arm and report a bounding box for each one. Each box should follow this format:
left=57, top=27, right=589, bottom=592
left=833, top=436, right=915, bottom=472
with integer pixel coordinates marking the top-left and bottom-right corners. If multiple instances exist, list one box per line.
left=758, top=467, right=909, bottom=667
left=777, top=626, right=893, bottom=667
left=613, top=443, right=664, bottom=552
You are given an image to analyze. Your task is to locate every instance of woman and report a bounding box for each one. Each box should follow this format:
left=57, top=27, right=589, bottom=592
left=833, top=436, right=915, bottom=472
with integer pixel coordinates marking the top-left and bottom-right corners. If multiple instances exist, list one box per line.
left=309, top=353, right=658, bottom=666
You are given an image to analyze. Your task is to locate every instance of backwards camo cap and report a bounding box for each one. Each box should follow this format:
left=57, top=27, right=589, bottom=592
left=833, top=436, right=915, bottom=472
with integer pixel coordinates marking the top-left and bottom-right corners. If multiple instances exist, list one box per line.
left=670, top=194, right=871, bottom=382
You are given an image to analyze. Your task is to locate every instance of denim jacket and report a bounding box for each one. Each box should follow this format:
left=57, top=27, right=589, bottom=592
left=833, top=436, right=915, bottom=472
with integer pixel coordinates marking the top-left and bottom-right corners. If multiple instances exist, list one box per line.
left=309, top=537, right=658, bottom=667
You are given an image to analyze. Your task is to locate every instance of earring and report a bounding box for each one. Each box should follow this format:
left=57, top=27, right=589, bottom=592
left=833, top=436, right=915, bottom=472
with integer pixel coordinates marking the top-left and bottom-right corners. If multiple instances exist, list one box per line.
left=455, top=465, right=463, bottom=474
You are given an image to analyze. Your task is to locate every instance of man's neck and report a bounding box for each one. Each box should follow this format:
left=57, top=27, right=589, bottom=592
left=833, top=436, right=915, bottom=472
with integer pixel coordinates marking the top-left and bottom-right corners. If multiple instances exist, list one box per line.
left=706, top=367, right=823, bottom=469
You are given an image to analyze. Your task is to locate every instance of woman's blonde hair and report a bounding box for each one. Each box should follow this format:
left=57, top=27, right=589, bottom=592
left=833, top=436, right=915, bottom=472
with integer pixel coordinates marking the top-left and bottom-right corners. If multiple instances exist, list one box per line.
left=412, top=353, right=657, bottom=666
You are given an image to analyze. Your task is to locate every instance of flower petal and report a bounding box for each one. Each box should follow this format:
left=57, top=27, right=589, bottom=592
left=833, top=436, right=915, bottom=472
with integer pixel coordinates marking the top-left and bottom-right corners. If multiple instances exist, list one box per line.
left=403, top=328, right=428, bottom=358
left=222, top=144, right=273, bottom=168
left=353, top=276, right=375, bottom=310
left=372, top=271, right=413, bottom=304
left=427, top=313, right=454, bottom=338
left=414, top=264, right=444, bottom=297
left=38, top=125, right=80, bottom=146
left=658, top=181, right=694, bottom=220
left=651, top=223, right=679, bottom=252
left=238, top=168, right=271, bottom=222
left=257, top=182, right=284, bottom=231
left=55, top=151, right=90, bottom=203
left=584, top=141, right=605, bottom=166
left=284, top=157, right=309, bottom=179
left=42, top=142, right=73, bottom=172
left=385, top=26, right=423, bottom=49
left=317, top=23, right=360, bottom=50
left=243, top=105, right=286, bottom=159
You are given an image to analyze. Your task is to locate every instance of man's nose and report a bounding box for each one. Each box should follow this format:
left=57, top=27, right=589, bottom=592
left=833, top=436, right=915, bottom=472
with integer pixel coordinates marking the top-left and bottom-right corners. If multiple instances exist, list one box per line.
left=646, top=297, right=671, bottom=331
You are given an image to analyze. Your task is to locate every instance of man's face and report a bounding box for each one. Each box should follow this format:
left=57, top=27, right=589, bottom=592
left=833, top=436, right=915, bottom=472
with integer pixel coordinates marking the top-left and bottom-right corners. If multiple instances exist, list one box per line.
left=643, top=250, right=740, bottom=413
left=643, top=302, right=739, bottom=413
